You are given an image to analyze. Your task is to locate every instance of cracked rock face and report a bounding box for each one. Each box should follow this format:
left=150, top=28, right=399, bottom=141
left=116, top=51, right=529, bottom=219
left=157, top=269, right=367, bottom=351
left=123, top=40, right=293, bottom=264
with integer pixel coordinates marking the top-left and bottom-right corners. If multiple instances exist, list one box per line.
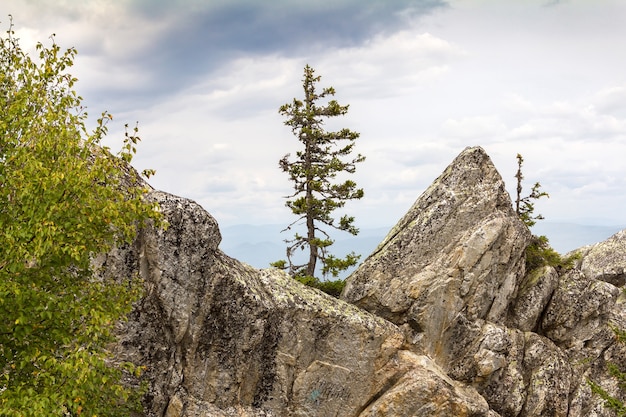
left=106, top=191, right=492, bottom=417
left=342, top=146, right=626, bottom=416
left=342, top=146, right=532, bottom=361
left=104, top=146, right=626, bottom=416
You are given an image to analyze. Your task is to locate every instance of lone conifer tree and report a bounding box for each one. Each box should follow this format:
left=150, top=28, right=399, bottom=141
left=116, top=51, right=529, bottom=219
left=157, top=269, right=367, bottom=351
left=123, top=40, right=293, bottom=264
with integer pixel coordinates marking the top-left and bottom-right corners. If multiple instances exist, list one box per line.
left=275, top=65, right=365, bottom=278
left=515, top=153, right=549, bottom=227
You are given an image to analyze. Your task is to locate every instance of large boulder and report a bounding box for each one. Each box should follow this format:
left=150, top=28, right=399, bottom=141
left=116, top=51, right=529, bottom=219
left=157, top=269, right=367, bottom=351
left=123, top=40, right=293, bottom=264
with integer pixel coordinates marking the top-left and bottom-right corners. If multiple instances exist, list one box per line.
left=510, top=230, right=626, bottom=416
left=555, top=231, right=626, bottom=416
left=359, top=351, right=497, bottom=417
left=341, top=146, right=532, bottom=360
left=577, top=229, right=626, bottom=287
left=446, top=320, right=573, bottom=417
left=341, top=146, right=626, bottom=416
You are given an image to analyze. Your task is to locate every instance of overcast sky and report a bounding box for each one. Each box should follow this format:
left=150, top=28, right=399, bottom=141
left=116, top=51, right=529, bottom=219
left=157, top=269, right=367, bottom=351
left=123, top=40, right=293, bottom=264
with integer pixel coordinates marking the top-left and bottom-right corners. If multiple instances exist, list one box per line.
left=3, top=0, right=626, bottom=231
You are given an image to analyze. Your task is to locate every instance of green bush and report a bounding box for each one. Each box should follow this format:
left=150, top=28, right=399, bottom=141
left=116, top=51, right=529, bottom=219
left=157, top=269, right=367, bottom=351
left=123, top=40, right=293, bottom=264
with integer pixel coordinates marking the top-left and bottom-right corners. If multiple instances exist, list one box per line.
left=0, top=19, right=159, bottom=415
left=315, top=279, right=347, bottom=298
left=293, top=275, right=346, bottom=298
left=525, top=235, right=580, bottom=272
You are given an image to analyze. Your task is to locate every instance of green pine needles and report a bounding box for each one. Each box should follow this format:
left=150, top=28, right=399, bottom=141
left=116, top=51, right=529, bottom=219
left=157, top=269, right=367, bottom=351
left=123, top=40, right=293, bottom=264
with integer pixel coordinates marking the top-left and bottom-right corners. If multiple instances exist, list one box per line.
left=515, top=153, right=549, bottom=228
left=273, top=65, right=365, bottom=286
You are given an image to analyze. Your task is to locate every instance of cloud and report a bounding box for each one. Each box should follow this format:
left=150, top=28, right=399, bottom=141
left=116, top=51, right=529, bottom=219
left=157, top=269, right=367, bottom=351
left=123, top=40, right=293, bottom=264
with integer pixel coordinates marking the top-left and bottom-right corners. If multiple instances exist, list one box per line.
left=3, top=0, right=447, bottom=110
left=593, top=86, right=626, bottom=118
left=181, top=55, right=301, bottom=119
left=2, top=0, right=626, bottom=230
left=317, top=31, right=464, bottom=99
left=502, top=94, right=626, bottom=143
left=442, top=115, right=507, bottom=141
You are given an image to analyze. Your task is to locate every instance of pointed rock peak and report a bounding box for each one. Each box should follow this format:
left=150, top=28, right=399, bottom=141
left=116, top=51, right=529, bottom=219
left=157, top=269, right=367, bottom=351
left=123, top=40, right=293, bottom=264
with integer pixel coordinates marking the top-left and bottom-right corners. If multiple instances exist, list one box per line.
left=395, top=146, right=512, bottom=234
left=351, top=145, right=520, bottom=271
left=373, top=147, right=514, bottom=259
left=342, top=146, right=531, bottom=358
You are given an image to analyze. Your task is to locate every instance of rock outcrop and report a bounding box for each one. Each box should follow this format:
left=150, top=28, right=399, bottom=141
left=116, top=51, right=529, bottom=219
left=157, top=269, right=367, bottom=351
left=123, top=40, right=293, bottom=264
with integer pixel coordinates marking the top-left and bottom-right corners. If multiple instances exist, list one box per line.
left=104, top=146, right=626, bottom=416
left=342, top=147, right=532, bottom=356
left=343, top=146, right=626, bottom=416
left=106, top=191, right=493, bottom=417
left=577, top=230, right=626, bottom=287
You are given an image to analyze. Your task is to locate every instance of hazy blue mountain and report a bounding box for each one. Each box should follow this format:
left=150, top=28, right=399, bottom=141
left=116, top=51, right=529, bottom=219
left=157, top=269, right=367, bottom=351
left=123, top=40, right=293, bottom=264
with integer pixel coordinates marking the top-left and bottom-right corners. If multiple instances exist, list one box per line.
left=531, top=222, right=625, bottom=254
left=219, top=224, right=388, bottom=278
left=220, top=222, right=626, bottom=278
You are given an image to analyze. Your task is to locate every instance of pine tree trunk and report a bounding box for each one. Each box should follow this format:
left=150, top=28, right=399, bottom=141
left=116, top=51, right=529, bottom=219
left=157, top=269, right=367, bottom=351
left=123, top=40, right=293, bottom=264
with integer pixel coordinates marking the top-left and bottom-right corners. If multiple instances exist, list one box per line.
left=305, top=129, right=317, bottom=277
left=307, top=212, right=317, bottom=277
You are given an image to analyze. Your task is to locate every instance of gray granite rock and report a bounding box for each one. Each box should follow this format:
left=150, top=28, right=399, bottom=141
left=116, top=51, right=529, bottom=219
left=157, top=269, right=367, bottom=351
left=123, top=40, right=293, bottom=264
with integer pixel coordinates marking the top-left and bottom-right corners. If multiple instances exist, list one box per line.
left=101, top=146, right=626, bottom=416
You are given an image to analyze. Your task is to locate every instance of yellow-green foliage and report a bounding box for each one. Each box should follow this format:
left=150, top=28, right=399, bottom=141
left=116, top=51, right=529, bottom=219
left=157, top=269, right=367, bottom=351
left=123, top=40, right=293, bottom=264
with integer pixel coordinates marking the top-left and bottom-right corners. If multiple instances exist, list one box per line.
left=0, top=20, right=160, bottom=416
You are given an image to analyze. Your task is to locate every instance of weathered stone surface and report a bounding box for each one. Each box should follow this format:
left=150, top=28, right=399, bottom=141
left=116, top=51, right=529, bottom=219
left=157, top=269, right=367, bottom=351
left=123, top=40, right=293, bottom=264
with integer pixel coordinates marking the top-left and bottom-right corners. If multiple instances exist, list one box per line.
left=339, top=146, right=626, bottom=416
left=509, top=265, right=559, bottom=332
left=577, top=229, right=626, bottom=287
left=106, top=190, right=494, bottom=416
left=568, top=307, right=626, bottom=417
left=444, top=320, right=572, bottom=417
left=542, top=240, right=626, bottom=417
left=360, top=352, right=495, bottom=417
left=102, top=146, right=626, bottom=417
left=341, top=146, right=532, bottom=361
left=541, top=269, right=619, bottom=349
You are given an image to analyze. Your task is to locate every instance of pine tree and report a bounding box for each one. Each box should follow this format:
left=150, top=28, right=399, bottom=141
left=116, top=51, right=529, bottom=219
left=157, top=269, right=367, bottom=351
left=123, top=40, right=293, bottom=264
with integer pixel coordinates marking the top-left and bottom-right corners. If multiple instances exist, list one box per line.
left=275, top=65, right=365, bottom=279
left=515, top=153, right=549, bottom=227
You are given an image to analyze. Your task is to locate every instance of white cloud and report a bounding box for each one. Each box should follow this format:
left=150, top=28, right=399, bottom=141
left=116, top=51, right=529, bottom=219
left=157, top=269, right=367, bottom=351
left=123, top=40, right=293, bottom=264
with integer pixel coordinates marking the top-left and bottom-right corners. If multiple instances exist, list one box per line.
left=3, top=0, right=626, bottom=231
left=442, top=116, right=507, bottom=141
left=184, top=55, right=301, bottom=118
left=593, top=86, right=626, bottom=118
left=317, top=31, right=465, bottom=99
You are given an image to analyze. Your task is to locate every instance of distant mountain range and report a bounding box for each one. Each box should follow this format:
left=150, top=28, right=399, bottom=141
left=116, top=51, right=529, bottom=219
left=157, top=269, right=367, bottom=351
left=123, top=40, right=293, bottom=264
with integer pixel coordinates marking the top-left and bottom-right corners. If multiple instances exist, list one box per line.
left=219, top=222, right=625, bottom=278
left=219, top=224, right=388, bottom=278
left=530, top=221, right=625, bottom=254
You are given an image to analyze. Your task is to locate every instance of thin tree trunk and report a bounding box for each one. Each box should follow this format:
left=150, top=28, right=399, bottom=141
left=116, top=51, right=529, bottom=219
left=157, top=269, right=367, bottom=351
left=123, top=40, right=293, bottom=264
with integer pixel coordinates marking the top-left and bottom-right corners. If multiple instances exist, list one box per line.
left=306, top=211, right=317, bottom=277
left=304, top=130, right=317, bottom=277
left=515, top=156, right=523, bottom=215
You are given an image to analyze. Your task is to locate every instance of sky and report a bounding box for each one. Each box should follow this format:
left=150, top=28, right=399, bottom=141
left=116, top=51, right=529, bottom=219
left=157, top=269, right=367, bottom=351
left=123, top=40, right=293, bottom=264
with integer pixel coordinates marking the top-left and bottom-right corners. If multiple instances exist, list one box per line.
left=2, top=0, right=626, bottom=233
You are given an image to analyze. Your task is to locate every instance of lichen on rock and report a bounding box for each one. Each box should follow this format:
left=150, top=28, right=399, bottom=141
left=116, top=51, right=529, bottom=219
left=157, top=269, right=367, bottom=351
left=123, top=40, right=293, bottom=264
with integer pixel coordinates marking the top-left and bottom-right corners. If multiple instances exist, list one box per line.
left=103, top=146, right=626, bottom=417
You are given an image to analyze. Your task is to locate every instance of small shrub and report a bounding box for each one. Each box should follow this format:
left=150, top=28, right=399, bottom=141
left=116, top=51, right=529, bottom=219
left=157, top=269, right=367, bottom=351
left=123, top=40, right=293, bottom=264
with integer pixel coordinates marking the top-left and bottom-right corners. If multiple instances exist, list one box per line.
left=525, top=235, right=580, bottom=272
left=293, top=274, right=346, bottom=298
left=315, top=279, right=346, bottom=298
